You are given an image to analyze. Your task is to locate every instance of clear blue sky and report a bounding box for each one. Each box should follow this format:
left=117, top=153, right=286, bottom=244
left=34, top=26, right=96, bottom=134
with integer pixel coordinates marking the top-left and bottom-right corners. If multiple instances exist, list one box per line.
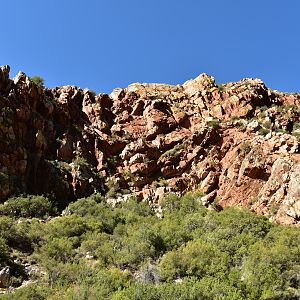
left=1, top=0, right=300, bottom=94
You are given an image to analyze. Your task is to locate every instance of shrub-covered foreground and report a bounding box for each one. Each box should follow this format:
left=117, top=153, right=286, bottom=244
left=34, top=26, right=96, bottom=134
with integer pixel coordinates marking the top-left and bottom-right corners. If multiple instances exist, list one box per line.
left=0, top=193, right=299, bottom=299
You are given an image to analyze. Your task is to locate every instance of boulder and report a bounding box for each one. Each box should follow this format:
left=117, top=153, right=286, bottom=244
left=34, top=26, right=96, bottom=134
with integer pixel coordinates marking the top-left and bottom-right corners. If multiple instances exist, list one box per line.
left=0, top=267, right=10, bottom=288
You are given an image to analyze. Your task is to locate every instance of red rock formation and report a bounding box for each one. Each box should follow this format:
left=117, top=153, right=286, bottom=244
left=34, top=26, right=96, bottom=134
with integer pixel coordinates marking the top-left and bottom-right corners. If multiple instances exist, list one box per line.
left=0, top=65, right=300, bottom=224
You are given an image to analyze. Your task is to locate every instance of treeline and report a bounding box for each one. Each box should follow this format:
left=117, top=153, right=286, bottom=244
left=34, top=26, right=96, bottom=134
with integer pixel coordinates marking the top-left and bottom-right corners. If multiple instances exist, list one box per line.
left=0, top=193, right=299, bottom=299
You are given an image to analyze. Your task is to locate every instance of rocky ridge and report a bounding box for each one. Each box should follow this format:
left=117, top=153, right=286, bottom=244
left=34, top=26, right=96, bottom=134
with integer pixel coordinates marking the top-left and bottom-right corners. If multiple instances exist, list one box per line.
left=0, top=65, right=300, bottom=224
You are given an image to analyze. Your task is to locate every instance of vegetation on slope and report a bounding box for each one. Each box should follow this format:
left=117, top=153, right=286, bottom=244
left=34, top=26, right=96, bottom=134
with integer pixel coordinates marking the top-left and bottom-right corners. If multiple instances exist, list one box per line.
left=0, top=193, right=299, bottom=299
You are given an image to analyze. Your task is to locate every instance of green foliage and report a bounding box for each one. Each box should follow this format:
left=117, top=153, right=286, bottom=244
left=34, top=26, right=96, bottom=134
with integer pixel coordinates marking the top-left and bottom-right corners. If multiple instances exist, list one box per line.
left=0, top=236, right=9, bottom=263
left=263, top=120, right=272, bottom=129
left=73, top=156, right=89, bottom=168
left=31, top=75, right=45, bottom=88
left=0, top=172, right=9, bottom=185
left=88, top=89, right=97, bottom=97
left=1, top=283, right=50, bottom=299
left=240, top=141, right=252, bottom=154
left=0, top=216, right=33, bottom=251
left=259, top=127, right=269, bottom=136
left=293, top=122, right=300, bottom=131
left=217, top=83, right=225, bottom=92
left=159, top=238, right=230, bottom=281
left=0, top=195, right=54, bottom=218
left=161, top=143, right=184, bottom=158
left=2, top=193, right=300, bottom=299
left=292, top=131, right=300, bottom=140
left=65, top=196, right=100, bottom=216
left=0, top=107, right=14, bottom=121
left=120, top=198, right=154, bottom=219
left=152, top=176, right=168, bottom=188
left=114, top=223, right=164, bottom=267
left=241, top=226, right=300, bottom=299
left=106, top=155, right=118, bottom=167
left=159, top=192, right=181, bottom=213
left=112, top=277, right=243, bottom=300
left=207, top=118, right=220, bottom=129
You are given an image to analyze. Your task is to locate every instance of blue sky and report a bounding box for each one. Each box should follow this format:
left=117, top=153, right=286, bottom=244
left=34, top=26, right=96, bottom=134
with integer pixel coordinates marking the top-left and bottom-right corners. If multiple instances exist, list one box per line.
left=1, top=0, right=300, bottom=93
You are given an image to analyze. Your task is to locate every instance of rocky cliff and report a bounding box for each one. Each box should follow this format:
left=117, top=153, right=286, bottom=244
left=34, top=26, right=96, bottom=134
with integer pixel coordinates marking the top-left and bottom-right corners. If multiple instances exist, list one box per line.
left=0, top=65, right=300, bottom=224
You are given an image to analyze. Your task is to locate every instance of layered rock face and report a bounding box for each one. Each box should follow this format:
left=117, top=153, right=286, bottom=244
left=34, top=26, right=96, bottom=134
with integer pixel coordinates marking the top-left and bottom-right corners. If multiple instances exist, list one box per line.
left=0, top=65, right=300, bottom=224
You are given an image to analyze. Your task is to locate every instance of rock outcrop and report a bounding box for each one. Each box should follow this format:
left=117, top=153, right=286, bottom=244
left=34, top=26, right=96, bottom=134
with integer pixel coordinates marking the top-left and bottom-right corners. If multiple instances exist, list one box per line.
left=0, top=267, right=10, bottom=288
left=0, top=65, right=300, bottom=224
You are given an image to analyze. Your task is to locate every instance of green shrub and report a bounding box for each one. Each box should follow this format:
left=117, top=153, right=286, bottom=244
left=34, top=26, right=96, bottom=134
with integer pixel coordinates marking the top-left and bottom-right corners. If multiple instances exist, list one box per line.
left=207, top=119, right=220, bottom=129
left=88, top=89, right=97, bottom=97
left=0, top=216, right=32, bottom=250
left=2, top=192, right=299, bottom=299
left=0, top=172, right=9, bottom=185
left=0, top=236, right=9, bottom=263
left=240, top=141, right=251, bottom=153
left=263, top=120, right=272, bottom=129
left=217, top=83, right=225, bottom=92
left=160, top=239, right=229, bottom=281
left=241, top=226, right=300, bottom=299
left=0, top=283, right=50, bottom=300
left=114, top=223, right=164, bottom=268
left=65, top=197, right=99, bottom=216
left=0, top=195, right=54, bottom=218
left=259, top=127, right=269, bottom=136
left=31, top=75, right=45, bottom=88
left=120, top=198, right=154, bottom=218
left=160, top=193, right=181, bottom=213
left=42, top=215, right=103, bottom=239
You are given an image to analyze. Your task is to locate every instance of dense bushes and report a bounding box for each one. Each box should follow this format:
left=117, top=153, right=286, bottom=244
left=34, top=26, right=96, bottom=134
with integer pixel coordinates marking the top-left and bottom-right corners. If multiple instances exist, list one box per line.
left=0, top=195, right=55, bottom=218
left=1, top=193, right=300, bottom=299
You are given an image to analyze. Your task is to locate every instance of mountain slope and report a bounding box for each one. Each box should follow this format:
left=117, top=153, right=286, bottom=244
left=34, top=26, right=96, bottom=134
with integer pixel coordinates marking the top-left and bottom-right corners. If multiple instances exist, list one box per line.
left=0, top=65, right=300, bottom=224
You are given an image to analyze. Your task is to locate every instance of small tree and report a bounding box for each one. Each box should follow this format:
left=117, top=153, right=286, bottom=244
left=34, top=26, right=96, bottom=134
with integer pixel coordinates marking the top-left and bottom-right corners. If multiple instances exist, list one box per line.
left=31, top=75, right=45, bottom=88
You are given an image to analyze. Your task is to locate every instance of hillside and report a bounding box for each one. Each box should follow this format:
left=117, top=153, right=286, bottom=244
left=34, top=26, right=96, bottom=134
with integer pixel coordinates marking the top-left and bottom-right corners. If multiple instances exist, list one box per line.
left=0, top=65, right=300, bottom=298
left=0, top=65, right=300, bottom=224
